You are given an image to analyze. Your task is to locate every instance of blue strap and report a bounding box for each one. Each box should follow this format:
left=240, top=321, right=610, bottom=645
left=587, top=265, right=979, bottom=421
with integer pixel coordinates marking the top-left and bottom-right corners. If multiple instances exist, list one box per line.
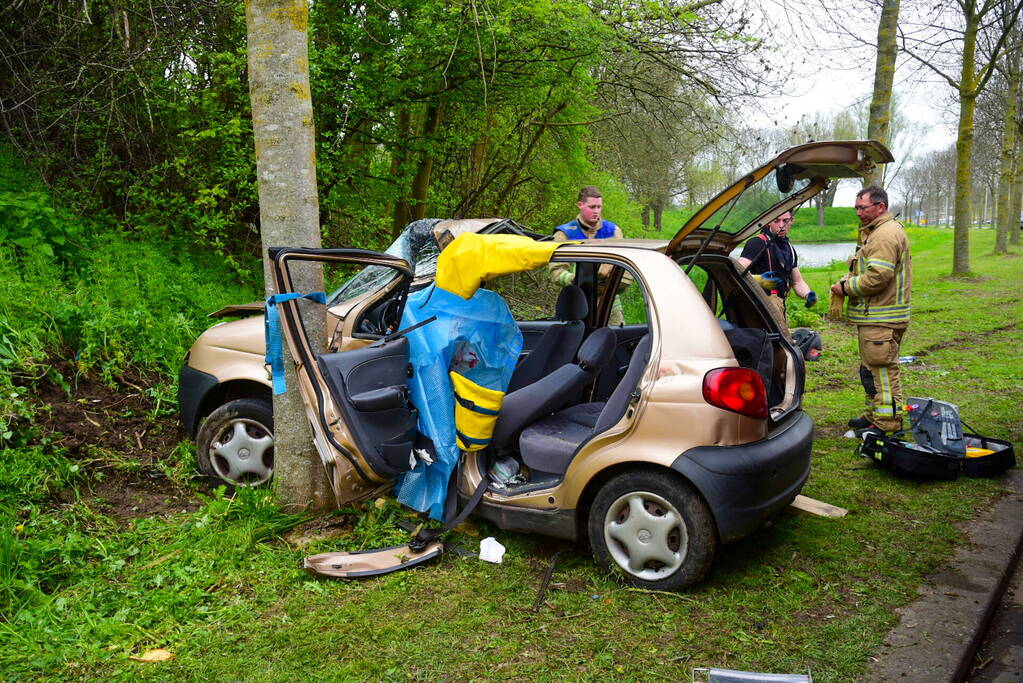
left=264, top=291, right=326, bottom=395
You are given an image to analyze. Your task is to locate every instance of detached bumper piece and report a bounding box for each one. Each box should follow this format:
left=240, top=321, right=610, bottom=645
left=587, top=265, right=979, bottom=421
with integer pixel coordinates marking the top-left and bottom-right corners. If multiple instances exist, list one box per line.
left=303, top=541, right=444, bottom=578
left=859, top=432, right=1015, bottom=480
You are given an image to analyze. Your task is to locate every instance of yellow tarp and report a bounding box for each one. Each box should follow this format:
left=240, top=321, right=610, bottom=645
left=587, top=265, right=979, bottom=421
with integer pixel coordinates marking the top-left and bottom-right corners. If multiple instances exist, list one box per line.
left=436, top=233, right=561, bottom=299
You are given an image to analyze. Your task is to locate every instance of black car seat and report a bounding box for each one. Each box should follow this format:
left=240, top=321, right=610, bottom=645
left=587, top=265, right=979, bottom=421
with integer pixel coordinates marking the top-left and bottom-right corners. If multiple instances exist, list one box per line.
left=491, top=327, right=615, bottom=454
left=518, top=334, right=651, bottom=476
left=506, top=285, right=588, bottom=393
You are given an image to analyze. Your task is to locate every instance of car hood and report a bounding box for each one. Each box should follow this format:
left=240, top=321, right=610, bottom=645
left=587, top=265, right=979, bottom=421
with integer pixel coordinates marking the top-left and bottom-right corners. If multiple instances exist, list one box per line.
left=666, top=140, right=894, bottom=259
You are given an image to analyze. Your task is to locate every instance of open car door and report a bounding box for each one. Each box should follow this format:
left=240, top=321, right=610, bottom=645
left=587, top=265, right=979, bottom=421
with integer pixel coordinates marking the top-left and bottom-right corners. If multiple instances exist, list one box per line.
left=268, top=247, right=421, bottom=506
left=666, top=140, right=894, bottom=259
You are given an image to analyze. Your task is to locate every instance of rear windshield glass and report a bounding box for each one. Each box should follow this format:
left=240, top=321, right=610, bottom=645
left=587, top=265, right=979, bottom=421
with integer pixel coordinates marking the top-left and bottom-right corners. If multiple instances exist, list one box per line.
left=698, top=175, right=813, bottom=235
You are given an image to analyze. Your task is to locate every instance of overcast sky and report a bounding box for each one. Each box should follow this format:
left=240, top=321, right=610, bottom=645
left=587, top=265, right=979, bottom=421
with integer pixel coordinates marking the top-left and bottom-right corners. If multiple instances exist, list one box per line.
left=749, top=0, right=961, bottom=206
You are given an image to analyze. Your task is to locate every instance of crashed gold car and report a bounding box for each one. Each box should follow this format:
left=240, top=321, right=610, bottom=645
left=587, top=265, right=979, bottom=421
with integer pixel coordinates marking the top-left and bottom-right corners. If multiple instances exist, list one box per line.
left=179, top=141, right=893, bottom=589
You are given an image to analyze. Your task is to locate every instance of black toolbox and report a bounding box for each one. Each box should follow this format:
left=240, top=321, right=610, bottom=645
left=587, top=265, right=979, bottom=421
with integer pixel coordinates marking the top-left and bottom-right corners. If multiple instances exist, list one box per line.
left=858, top=397, right=1016, bottom=480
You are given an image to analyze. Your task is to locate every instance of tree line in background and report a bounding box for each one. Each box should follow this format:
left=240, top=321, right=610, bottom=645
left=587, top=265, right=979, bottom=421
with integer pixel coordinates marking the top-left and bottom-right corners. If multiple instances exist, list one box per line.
left=0, top=0, right=783, bottom=276
left=1, top=0, right=1022, bottom=280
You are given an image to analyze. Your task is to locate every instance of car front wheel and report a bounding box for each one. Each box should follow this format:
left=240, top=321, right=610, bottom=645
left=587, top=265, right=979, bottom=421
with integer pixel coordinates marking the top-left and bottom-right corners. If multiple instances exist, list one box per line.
left=588, top=470, right=718, bottom=591
left=196, top=398, right=274, bottom=486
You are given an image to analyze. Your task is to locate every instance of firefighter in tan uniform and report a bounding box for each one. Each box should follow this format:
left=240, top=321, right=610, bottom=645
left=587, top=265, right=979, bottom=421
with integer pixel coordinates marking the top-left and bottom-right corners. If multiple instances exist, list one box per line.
left=831, top=186, right=912, bottom=435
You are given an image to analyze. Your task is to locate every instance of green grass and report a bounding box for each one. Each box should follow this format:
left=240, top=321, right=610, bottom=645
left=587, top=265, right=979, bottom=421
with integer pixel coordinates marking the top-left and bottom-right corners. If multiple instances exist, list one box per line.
left=1, top=202, right=1020, bottom=680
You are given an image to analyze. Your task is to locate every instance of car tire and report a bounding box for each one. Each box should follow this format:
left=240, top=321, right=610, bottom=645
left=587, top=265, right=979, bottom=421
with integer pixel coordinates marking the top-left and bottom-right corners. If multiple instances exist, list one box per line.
left=588, top=470, right=718, bottom=591
left=196, top=398, right=274, bottom=487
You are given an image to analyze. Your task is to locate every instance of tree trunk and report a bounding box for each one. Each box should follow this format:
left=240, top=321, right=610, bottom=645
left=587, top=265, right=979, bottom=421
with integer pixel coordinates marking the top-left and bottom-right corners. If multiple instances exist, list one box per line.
left=409, top=102, right=444, bottom=221
left=1011, top=163, right=1022, bottom=246
left=1010, top=160, right=1018, bottom=245
left=389, top=107, right=412, bottom=239
left=641, top=205, right=650, bottom=229
left=864, top=0, right=900, bottom=187
left=996, top=48, right=1020, bottom=253
left=654, top=204, right=663, bottom=232
left=247, top=0, right=332, bottom=512
left=953, top=12, right=980, bottom=275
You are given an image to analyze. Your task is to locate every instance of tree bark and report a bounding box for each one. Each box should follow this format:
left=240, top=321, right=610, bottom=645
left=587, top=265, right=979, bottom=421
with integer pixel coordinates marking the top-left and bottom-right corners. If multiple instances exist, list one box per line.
left=996, top=43, right=1020, bottom=253
left=1010, top=157, right=1018, bottom=245
left=409, top=102, right=444, bottom=221
left=247, top=0, right=332, bottom=511
left=865, top=0, right=900, bottom=187
left=389, top=107, right=412, bottom=239
left=953, top=12, right=980, bottom=274
left=1011, top=159, right=1022, bottom=246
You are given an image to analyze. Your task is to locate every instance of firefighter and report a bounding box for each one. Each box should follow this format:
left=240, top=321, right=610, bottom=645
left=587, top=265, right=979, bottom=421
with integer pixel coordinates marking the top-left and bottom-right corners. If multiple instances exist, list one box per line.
left=737, top=210, right=817, bottom=323
left=831, top=186, right=912, bottom=436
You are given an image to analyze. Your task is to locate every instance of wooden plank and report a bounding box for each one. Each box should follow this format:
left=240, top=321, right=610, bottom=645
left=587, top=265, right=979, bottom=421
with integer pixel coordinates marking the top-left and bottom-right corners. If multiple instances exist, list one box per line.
left=789, top=494, right=848, bottom=518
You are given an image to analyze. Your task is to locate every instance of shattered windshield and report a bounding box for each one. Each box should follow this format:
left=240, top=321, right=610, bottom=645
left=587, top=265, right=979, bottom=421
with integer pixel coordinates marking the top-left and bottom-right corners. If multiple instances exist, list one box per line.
left=328, top=219, right=442, bottom=305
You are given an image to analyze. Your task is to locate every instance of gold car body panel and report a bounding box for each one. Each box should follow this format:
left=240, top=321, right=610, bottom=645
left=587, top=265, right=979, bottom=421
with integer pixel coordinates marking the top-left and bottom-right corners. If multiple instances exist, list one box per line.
left=187, top=315, right=268, bottom=385
left=462, top=245, right=771, bottom=512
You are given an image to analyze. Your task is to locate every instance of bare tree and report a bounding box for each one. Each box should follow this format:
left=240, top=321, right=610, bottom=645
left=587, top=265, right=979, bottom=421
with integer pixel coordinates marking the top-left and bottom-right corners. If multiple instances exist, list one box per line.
left=865, top=0, right=902, bottom=186
left=247, top=0, right=332, bottom=511
left=899, top=0, right=1023, bottom=273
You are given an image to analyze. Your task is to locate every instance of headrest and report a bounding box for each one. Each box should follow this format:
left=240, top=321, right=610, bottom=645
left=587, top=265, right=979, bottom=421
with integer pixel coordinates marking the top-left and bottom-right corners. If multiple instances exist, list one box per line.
left=555, top=284, right=588, bottom=321
left=576, top=328, right=615, bottom=371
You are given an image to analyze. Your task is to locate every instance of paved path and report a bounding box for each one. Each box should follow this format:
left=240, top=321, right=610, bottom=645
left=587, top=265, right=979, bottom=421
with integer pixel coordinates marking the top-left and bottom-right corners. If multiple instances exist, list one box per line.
left=865, top=468, right=1023, bottom=682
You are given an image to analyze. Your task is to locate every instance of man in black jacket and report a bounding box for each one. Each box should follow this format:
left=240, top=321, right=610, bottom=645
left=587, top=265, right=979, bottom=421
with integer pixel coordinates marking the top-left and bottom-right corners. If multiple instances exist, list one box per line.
left=737, top=210, right=817, bottom=322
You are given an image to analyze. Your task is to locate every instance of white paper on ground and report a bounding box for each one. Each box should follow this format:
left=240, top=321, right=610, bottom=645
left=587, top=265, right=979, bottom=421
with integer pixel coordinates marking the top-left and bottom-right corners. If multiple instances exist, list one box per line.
left=479, top=536, right=506, bottom=564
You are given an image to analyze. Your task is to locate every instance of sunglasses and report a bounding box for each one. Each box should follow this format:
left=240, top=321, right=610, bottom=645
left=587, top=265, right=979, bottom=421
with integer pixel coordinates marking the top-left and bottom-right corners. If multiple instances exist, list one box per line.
left=854, top=201, right=881, bottom=211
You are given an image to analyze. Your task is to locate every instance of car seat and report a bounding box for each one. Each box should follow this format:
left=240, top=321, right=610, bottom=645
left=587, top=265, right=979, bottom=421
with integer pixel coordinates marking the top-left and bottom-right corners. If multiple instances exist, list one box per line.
left=490, top=327, right=615, bottom=454
left=517, top=334, right=652, bottom=476
left=506, top=285, right=588, bottom=393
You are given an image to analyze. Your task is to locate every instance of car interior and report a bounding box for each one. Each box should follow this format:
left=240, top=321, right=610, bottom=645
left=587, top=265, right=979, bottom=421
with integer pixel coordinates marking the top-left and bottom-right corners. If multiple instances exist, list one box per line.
left=306, top=250, right=801, bottom=489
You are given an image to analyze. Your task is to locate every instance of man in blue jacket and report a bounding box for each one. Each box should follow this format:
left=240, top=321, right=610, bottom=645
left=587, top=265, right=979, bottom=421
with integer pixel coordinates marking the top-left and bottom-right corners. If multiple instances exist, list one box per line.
left=550, top=186, right=627, bottom=324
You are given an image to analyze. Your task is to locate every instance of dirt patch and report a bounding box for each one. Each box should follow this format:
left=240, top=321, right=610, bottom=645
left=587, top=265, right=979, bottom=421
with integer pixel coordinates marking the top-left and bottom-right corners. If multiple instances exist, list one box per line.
left=282, top=514, right=357, bottom=547
left=911, top=322, right=1019, bottom=359
left=25, top=360, right=202, bottom=520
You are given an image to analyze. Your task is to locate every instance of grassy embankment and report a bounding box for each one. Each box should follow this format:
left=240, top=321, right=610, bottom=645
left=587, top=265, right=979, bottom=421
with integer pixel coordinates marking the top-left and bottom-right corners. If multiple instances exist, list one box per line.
left=1, top=167, right=1020, bottom=680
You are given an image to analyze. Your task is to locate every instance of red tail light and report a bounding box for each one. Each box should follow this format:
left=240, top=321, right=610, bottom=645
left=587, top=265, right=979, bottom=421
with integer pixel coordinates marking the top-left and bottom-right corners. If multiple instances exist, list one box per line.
left=703, top=367, right=768, bottom=418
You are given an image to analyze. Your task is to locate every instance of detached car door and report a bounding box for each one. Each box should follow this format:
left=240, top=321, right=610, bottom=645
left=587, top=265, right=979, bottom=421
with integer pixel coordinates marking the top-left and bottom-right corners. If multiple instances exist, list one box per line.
left=269, top=247, right=419, bottom=504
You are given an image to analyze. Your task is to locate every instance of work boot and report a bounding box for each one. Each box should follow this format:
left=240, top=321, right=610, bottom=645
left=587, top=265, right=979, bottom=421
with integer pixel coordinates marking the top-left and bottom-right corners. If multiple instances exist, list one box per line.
left=858, top=425, right=886, bottom=440
left=848, top=416, right=871, bottom=430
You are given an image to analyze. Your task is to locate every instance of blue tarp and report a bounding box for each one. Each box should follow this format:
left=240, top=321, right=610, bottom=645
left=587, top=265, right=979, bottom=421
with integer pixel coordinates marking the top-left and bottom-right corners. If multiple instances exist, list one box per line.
left=395, top=284, right=521, bottom=520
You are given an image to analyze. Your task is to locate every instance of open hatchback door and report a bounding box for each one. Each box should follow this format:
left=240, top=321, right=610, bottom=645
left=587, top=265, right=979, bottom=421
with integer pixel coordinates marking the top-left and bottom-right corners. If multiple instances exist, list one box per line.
left=666, top=140, right=894, bottom=259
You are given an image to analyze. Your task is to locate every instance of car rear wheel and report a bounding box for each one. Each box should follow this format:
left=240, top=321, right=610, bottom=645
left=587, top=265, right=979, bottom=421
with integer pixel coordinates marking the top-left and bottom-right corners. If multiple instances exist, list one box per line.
left=196, top=398, right=274, bottom=486
left=588, top=470, right=717, bottom=591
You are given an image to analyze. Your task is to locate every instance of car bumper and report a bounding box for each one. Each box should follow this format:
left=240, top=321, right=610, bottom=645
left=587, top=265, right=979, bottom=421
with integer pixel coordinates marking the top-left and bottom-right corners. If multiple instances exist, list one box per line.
left=670, top=411, right=813, bottom=543
left=178, top=363, right=219, bottom=437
